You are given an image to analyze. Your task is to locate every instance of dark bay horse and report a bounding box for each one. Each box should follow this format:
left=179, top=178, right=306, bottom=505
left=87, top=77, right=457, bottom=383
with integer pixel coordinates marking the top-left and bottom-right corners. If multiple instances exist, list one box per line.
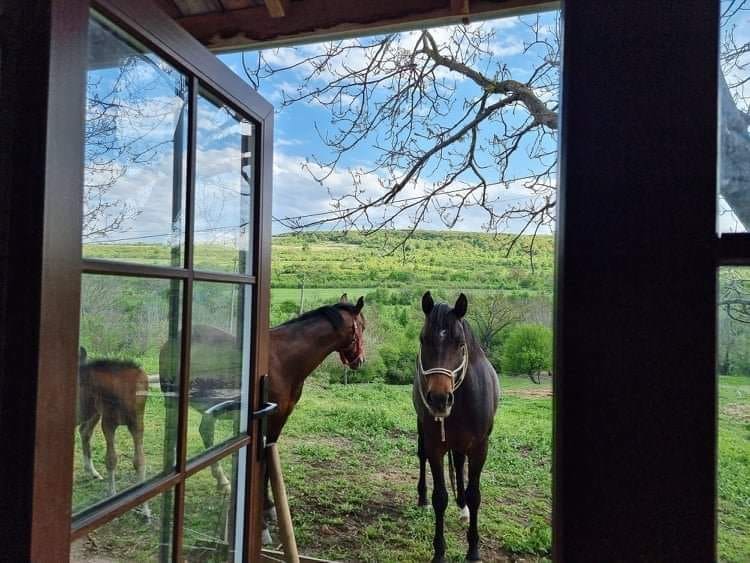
left=159, top=295, right=366, bottom=541
left=413, top=292, right=499, bottom=562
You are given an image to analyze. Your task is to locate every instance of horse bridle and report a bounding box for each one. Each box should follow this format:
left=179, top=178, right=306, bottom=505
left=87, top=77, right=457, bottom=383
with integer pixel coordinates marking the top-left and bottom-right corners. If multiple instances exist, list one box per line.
left=416, top=340, right=469, bottom=441
left=339, top=319, right=363, bottom=367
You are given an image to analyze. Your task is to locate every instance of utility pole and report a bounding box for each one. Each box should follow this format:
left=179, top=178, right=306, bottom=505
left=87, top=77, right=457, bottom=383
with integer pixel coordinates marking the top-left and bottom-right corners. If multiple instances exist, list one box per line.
left=297, top=274, right=305, bottom=315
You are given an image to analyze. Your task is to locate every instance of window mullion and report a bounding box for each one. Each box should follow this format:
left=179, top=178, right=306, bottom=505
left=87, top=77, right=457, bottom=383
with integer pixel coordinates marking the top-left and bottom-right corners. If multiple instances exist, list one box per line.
left=170, top=75, right=199, bottom=563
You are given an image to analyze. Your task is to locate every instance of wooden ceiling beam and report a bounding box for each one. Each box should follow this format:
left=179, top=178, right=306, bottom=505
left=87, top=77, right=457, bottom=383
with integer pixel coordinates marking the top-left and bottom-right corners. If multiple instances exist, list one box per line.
left=174, top=0, right=557, bottom=51
left=264, top=0, right=288, bottom=18
left=451, top=0, right=470, bottom=16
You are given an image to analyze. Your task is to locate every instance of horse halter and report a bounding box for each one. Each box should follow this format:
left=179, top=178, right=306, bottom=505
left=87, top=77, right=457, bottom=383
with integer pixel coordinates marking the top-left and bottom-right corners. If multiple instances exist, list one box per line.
left=416, top=342, right=469, bottom=441
left=339, top=319, right=363, bottom=367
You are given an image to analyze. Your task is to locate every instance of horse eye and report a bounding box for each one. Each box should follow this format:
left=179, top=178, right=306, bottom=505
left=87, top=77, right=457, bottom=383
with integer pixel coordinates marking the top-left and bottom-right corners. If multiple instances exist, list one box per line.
left=439, top=329, right=447, bottom=339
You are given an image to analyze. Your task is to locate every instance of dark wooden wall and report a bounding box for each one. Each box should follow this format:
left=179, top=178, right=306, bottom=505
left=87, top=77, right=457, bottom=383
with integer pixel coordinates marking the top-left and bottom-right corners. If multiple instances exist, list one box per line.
left=555, top=1, right=719, bottom=560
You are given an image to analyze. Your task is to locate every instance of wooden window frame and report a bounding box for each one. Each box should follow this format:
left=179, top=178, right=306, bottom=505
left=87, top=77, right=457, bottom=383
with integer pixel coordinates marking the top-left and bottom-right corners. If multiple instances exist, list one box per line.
left=1, top=1, right=274, bottom=560
left=0, top=0, right=731, bottom=561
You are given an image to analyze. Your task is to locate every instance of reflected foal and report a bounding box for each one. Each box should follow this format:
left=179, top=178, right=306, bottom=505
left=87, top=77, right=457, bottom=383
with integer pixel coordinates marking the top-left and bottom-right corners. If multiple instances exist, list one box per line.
left=77, top=348, right=150, bottom=515
left=413, top=292, right=499, bottom=562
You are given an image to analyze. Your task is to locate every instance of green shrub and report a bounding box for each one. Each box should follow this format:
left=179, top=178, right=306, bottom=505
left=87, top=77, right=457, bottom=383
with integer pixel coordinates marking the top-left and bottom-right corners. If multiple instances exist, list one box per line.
left=501, top=323, right=552, bottom=376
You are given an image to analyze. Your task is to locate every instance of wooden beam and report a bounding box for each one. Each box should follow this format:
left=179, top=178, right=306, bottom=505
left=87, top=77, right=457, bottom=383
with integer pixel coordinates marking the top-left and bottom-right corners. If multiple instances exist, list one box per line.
left=265, top=0, right=287, bottom=18
left=174, top=0, right=557, bottom=51
left=451, top=0, right=470, bottom=16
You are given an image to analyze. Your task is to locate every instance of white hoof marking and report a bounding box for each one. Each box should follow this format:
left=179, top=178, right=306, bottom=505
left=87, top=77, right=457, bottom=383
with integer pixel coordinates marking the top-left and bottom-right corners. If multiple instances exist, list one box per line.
left=459, top=505, right=470, bottom=525
left=261, top=528, right=273, bottom=545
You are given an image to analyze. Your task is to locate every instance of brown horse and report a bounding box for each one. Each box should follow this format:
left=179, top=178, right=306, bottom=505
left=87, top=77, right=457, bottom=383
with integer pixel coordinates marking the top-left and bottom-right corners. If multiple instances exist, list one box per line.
left=414, top=292, right=499, bottom=562
left=77, top=347, right=150, bottom=515
left=158, top=295, right=366, bottom=541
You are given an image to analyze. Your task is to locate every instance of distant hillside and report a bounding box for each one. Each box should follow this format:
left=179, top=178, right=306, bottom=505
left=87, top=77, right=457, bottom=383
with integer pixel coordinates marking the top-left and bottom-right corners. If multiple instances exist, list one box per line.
left=272, top=230, right=554, bottom=294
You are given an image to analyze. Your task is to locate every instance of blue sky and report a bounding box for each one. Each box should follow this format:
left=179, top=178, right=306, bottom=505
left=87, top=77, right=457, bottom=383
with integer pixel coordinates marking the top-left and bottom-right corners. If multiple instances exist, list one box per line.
left=218, top=12, right=561, bottom=235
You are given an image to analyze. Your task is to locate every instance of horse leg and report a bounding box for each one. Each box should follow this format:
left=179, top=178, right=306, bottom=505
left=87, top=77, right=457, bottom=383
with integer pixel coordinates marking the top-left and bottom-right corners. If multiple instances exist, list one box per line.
left=79, top=412, right=103, bottom=480
left=465, top=442, right=488, bottom=562
left=453, top=450, right=469, bottom=525
left=417, top=419, right=429, bottom=507
left=101, top=416, right=118, bottom=496
left=261, top=462, right=275, bottom=545
left=428, top=451, right=449, bottom=563
left=129, top=420, right=151, bottom=520
left=199, top=413, right=231, bottom=494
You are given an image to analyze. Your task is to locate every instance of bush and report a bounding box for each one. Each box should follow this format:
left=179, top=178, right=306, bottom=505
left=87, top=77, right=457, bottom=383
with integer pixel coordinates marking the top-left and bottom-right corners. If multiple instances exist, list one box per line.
left=501, top=324, right=552, bottom=376
left=380, top=344, right=415, bottom=384
left=327, top=355, right=385, bottom=384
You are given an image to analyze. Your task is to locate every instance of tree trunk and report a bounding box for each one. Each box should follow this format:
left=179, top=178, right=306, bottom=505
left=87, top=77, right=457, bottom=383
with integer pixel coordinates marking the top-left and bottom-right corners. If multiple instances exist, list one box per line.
left=719, top=73, right=750, bottom=229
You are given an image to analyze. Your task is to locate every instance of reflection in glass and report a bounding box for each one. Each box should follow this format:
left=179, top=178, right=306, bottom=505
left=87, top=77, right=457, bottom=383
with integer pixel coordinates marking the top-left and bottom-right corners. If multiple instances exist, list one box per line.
left=183, top=449, right=246, bottom=562
left=73, top=275, right=182, bottom=514
left=717, top=268, right=750, bottom=562
left=83, top=16, right=188, bottom=264
left=70, top=489, right=174, bottom=562
left=719, top=3, right=750, bottom=233
left=186, top=282, right=252, bottom=460
left=194, top=91, right=254, bottom=274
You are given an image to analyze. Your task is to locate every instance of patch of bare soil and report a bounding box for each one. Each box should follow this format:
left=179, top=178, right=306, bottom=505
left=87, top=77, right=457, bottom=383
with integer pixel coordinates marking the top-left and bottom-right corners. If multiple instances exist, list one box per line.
left=722, top=403, right=750, bottom=423
left=70, top=536, right=119, bottom=563
left=278, top=460, right=545, bottom=562
left=505, top=388, right=552, bottom=399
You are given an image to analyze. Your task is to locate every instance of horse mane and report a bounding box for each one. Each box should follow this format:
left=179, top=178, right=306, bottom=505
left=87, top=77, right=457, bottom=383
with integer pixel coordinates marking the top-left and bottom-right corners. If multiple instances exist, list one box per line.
left=280, top=302, right=359, bottom=330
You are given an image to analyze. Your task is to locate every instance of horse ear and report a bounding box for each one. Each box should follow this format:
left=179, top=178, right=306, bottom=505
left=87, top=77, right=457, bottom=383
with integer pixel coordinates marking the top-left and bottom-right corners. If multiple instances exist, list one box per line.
left=422, top=291, right=434, bottom=316
left=454, top=293, right=468, bottom=319
left=79, top=346, right=88, bottom=363
left=354, top=296, right=364, bottom=314
left=340, top=293, right=349, bottom=303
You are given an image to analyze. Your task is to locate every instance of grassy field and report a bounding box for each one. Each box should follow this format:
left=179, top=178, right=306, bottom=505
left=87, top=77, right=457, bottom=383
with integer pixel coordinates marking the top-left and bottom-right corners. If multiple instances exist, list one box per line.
left=718, top=376, right=750, bottom=562
left=278, top=376, right=552, bottom=563
left=72, top=375, right=749, bottom=562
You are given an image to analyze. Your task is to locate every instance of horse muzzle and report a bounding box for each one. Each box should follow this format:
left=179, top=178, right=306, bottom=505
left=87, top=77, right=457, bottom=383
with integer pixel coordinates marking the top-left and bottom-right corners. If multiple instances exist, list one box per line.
left=347, top=355, right=365, bottom=370
left=426, top=390, right=454, bottom=416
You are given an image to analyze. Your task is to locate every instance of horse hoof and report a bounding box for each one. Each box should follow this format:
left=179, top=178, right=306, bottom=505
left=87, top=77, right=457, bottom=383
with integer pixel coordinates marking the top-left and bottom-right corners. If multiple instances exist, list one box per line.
left=136, top=505, right=153, bottom=522
left=465, top=550, right=481, bottom=562
left=87, top=470, right=103, bottom=480
left=459, top=505, right=470, bottom=525
left=261, top=528, right=273, bottom=546
left=417, top=498, right=429, bottom=508
left=264, top=506, right=278, bottom=523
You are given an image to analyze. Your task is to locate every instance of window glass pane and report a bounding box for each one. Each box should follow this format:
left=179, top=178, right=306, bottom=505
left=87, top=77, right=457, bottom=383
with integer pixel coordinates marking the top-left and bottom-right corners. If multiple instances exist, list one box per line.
left=187, top=282, right=252, bottom=458
left=183, top=449, right=246, bottom=562
left=194, top=91, right=254, bottom=274
left=718, top=267, right=750, bottom=562
left=83, top=15, right=188, bottom=265
left=74, top=274, right=182, bottom=514
left=719, top=4, right=750, bottom=233
left=71, top=490, right=174, bottom=562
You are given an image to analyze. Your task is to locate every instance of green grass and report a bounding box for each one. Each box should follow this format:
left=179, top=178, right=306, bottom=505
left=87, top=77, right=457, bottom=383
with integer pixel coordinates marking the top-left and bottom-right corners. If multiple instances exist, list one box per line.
left=272, top=287, right=376, bottom=305
left=718, top=376, right=750, bottom=563
left=277, top=376, right=552, bottom=562
left=71, top=376, right=749, bottom=562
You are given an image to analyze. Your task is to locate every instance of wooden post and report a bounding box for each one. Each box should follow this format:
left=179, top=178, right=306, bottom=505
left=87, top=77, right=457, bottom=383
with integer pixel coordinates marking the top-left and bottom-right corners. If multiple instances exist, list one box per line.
left=267, top=443, right=299, bottom=563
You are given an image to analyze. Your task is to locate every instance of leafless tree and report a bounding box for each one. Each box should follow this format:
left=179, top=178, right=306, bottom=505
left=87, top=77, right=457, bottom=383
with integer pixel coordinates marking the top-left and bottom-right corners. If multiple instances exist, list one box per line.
left=721, top=269, right=750, bottom=323
left=246, top=16, right=559, bottom=252
left=468, top=293, right=520, bottom=354
left=84, top=54, right=186, bottom=240
left=248, top=5, right=750, bottom=250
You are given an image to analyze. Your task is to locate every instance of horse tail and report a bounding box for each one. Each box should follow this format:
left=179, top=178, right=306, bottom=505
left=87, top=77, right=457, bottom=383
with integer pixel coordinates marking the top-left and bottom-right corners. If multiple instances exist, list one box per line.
left=447, top=449, right=457, bottom=502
